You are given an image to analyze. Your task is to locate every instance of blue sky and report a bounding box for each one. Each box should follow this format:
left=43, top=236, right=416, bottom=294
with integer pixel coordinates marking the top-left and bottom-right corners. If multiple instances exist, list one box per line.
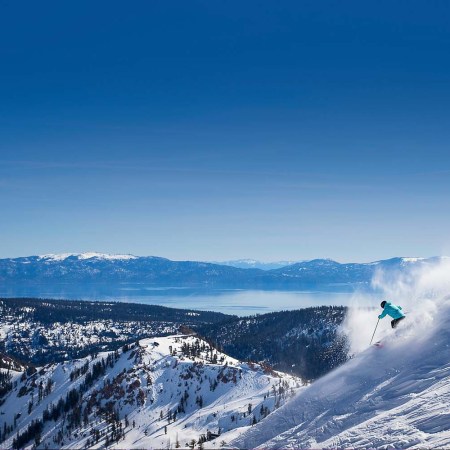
left=1, top=0, right=450, bottom=262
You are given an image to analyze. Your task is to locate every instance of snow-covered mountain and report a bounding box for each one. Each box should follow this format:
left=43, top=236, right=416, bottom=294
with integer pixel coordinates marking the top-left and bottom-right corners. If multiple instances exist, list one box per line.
left=39, top=252, right=138, bottom=261
left=0, top=298, right=347, bottom=381
left=2, top=257, right=450, bottom=448
left=0, top=335, right=302, bottom=449
left=0, top=253, right=445, bottom=290
left=270, top=256, right=437, bottom=283
left=230, top=259, right=450, bottom=449
left=0, top=253, right=264, bottom=287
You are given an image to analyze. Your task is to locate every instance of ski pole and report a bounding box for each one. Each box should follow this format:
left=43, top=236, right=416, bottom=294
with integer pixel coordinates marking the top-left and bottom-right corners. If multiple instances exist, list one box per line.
left=369, top=318, right=380, bottom=345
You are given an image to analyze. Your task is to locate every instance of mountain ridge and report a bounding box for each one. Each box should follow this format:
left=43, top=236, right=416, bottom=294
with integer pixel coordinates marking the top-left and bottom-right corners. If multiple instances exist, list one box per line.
left=0, top=335, right=302, bottom=449
left=0, top=254, right=446, bottom=290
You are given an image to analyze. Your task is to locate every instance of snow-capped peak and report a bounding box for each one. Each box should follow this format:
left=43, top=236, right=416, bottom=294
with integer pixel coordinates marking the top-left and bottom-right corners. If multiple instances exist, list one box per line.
left=39, top=252, right=138, bottom=261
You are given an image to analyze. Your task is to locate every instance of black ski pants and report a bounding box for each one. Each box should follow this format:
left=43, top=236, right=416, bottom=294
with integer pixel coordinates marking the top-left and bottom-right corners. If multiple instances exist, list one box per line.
left=391, top=316, right=405, bottom=329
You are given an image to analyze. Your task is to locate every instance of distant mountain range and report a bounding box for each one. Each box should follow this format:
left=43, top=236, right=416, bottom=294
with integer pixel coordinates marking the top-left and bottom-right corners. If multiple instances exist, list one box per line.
left=0, top=253, right=445, bottom=291
left=212, top=259, right=298, bottom=270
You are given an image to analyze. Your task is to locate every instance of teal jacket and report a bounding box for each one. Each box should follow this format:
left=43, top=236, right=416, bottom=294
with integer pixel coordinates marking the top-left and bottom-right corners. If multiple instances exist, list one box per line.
left=378, top=301, right=405, bottom=320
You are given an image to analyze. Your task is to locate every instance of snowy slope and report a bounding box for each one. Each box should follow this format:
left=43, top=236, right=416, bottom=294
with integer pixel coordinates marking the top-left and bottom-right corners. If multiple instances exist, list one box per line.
left=0, top=335, right=302, bottom=449
left=231, top=261, right=450, bottom=449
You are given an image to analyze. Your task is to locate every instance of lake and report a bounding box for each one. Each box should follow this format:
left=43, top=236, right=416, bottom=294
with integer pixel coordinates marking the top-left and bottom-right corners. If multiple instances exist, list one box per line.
left=0, top=284, right=378, bottom=316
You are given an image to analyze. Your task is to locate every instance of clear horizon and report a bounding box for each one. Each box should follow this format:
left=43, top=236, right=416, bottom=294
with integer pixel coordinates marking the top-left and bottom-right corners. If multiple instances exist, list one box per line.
left=1, top=1, right=449, bottom=261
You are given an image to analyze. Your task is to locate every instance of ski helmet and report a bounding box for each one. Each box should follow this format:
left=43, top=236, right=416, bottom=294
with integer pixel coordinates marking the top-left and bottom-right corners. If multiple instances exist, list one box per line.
left=380, top=300, right=387, bottom=308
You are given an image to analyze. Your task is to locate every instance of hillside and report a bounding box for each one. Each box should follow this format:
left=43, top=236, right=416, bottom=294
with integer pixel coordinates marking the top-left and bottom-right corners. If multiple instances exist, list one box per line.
left=0, top=335, right=302, bottom=449
left=0, top=298, right=232, bottom=365
left=231, top=263, right=450, bottom=449
left=1, top=299, right=349, bottom=380
left=195, top=307, right=348, bottom=380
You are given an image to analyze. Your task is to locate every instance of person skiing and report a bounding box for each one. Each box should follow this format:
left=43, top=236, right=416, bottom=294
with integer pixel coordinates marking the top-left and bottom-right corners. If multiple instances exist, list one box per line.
left=378, top=300, right=405, bottom=328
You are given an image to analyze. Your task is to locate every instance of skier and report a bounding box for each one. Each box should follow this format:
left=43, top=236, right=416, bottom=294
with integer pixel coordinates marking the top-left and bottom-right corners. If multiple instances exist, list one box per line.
left=378, top=300, right=405, bottom=328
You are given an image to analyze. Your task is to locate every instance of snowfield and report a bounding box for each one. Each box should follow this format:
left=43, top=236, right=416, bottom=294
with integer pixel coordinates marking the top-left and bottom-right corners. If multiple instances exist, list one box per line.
left=231, top=260, right=450, bottom=449
left=0, top=335, right=302, bottom=449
